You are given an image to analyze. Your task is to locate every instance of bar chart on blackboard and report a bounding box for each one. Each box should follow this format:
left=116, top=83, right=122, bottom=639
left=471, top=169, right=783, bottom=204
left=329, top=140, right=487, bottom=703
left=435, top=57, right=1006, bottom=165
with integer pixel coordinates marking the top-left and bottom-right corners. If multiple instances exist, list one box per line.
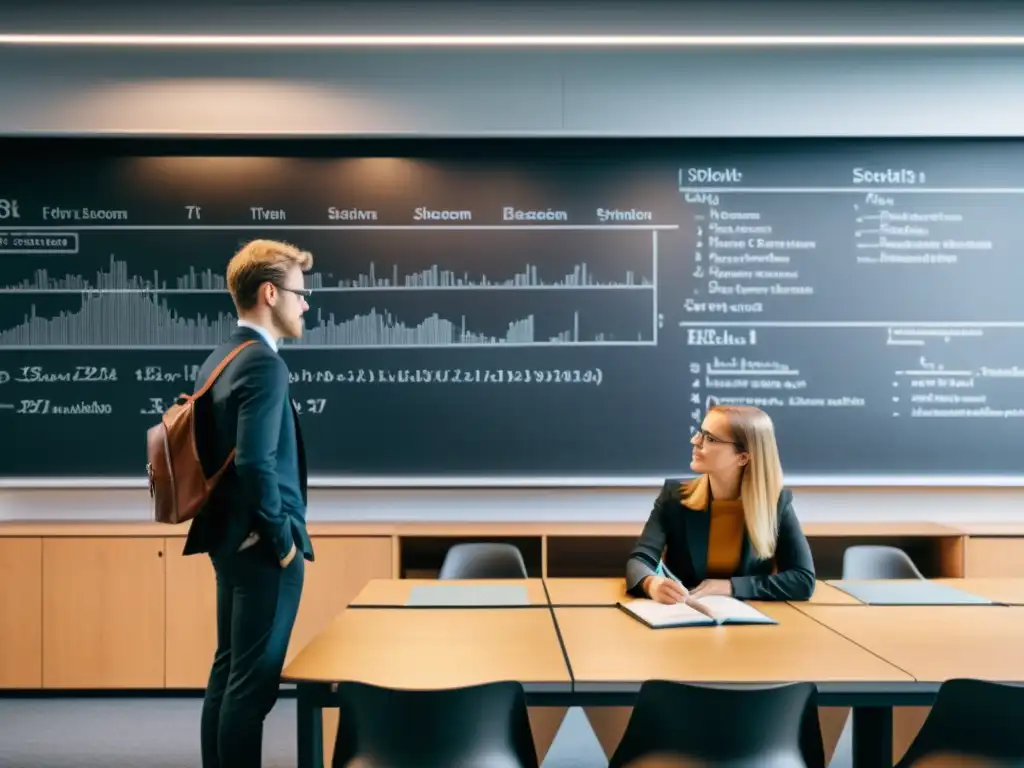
left=0, top=227, right=663, bottom=349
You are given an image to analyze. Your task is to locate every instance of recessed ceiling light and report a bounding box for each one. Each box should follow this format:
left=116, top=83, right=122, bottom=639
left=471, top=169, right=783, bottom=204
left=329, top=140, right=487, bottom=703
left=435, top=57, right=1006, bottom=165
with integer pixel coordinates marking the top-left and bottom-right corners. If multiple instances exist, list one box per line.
left=0, top=34, right=1020, bottom=47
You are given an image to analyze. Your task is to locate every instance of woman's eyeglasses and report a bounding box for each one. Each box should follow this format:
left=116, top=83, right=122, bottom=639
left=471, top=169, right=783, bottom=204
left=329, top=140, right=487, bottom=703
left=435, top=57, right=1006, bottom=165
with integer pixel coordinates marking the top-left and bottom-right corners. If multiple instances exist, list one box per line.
left=694, top=428, right=742, bottom=450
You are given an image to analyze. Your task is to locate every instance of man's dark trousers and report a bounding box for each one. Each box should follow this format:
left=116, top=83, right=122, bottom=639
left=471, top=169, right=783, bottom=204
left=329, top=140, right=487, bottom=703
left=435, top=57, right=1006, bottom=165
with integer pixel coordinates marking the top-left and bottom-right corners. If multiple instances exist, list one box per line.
left=200, top=544, right=304, bottom=767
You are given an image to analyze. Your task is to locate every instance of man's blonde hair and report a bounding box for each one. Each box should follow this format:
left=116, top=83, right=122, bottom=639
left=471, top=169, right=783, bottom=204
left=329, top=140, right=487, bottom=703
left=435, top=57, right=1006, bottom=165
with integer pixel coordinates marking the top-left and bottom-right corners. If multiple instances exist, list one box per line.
left=226, top=239, right=313, bottom=312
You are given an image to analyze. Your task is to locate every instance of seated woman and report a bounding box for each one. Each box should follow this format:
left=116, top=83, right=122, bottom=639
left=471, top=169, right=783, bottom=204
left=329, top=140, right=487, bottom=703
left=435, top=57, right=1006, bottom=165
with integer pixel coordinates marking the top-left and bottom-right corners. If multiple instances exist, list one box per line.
left=626, top=404, right=815, bottom=603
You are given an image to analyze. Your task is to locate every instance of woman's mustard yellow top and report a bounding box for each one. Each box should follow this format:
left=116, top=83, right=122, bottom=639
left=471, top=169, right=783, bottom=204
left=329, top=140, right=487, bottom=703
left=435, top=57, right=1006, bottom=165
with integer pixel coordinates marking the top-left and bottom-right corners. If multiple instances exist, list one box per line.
left=706, top=498, right=745, bottom=577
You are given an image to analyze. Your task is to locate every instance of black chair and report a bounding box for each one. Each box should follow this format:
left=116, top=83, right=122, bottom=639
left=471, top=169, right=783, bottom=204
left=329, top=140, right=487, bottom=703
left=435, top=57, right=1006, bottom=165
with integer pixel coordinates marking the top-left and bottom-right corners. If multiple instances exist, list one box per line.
left=842, top=545, right=925, bottom=580
left=895, top=678, right=1024, bottom=767
left=608, top=680, right=825, bottom=768
left=331, top=680, right=539, bottom=768
left=438, top=542, right=529, bottom=579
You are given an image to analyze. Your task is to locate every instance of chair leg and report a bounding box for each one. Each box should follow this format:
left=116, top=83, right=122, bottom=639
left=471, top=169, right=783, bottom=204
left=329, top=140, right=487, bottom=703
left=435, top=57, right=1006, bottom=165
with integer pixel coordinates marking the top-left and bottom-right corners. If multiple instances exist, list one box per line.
left=527, top=706, right=568, bottom=764
left=818, top=706, right=850, bottom=765
left=582, top=706, right=633, bottom=760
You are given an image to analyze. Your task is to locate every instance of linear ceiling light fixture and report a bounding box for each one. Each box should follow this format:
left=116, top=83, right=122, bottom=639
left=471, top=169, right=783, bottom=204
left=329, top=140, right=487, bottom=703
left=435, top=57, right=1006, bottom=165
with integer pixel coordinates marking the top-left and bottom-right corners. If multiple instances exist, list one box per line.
left=0, top=34, right=1022, bottom=47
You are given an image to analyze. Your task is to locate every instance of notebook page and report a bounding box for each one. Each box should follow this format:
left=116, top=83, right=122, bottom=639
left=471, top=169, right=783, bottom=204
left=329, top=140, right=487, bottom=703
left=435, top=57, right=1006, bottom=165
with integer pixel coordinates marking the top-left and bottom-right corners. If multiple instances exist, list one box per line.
left=692, top=595, right=772, bottom=622
left=620, top=599, right=712, bottom=626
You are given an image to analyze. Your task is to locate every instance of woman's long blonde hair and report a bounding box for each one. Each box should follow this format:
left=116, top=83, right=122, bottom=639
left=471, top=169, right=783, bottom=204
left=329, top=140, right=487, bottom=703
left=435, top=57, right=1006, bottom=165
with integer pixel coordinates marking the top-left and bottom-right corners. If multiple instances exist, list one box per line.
left=682, top=405, right=784, bottom=560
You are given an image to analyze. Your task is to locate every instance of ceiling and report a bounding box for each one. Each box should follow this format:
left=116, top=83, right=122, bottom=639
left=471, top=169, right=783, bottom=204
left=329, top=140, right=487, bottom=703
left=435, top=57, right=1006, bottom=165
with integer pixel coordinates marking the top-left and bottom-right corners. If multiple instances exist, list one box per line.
left=2, top=0, right=1023, bottom=36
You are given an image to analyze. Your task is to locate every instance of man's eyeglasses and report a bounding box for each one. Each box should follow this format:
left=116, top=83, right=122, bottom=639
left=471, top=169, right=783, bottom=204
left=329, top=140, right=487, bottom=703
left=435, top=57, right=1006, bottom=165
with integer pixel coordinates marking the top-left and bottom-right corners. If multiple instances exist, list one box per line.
left=276, top=285, right=312, bottom=299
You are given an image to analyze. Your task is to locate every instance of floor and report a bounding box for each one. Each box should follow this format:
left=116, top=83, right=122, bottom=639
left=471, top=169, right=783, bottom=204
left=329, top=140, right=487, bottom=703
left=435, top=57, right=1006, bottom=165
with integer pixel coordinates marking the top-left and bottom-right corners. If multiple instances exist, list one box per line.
left=0, top=697, right=853, bottom=767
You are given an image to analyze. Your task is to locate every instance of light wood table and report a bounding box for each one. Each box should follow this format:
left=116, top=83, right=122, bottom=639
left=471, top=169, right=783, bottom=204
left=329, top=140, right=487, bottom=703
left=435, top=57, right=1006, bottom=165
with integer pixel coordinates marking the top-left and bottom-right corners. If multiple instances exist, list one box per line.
left=544, top=577, right=627, bottom=606
left=804, top=581, right=864, bottom=605
left=544, top=577, right=862, bottom=606
left=349, top=578, right=548, bottom=607
left=555, top=602, right=912, bottom=691
left=293, top=580, right=1013, bottom=768
left=283, top=607, right=572, bottom=768
left=283, top=607, right=570, bottom=690
left=557, top=601, right=914, bottom=768
left=934, top=577, right=1024, bottom=605
left=795, top=604, right=1024, bottom=682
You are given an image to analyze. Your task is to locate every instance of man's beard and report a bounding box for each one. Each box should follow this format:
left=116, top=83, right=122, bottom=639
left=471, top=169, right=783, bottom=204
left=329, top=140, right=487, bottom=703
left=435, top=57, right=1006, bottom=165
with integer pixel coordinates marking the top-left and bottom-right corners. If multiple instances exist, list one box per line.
left=270, top=305, right=302, bottom=339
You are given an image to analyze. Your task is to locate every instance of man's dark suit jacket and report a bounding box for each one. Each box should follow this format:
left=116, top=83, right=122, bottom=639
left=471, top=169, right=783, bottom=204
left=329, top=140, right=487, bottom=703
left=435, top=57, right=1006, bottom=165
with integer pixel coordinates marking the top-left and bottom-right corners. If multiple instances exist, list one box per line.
left=625, top=478, right=815, bottom=601
left=183, top=326, right=314, bottom=564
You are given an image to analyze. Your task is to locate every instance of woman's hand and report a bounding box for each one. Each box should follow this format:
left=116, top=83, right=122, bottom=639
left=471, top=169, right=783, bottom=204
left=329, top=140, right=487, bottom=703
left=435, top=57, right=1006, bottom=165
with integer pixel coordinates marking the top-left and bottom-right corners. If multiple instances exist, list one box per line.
left=643, top=575, right=689, bottom=604
left=690, top=579, right=733, bottom=599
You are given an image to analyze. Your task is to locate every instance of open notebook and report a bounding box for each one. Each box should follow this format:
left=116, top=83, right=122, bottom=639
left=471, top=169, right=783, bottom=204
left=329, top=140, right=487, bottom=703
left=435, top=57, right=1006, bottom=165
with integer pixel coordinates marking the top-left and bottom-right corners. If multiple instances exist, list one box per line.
left=617, top=595, right=778, bottom=628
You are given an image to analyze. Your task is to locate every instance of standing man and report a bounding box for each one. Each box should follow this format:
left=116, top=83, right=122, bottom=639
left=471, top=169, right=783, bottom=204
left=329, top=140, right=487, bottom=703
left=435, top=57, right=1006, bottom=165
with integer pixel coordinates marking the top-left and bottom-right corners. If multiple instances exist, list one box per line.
left=184, top=239, right=315, bottom=767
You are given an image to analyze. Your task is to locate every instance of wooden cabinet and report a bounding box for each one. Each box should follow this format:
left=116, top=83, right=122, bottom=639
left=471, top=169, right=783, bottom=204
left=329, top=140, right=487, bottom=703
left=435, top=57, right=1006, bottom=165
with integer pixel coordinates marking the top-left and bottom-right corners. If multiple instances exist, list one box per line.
left=288, top=537, right=394, bottom=664
left=164, top=538, right=218, bottom=688
left=0, top=537, right=42, bottom=688
left=164, top=536, right=394, bottom=687
left=966, top=537, right=1024, bottom=577
left=42, top=537, right=166, bottom=689
left=0, top=520, right=1019, bottom=693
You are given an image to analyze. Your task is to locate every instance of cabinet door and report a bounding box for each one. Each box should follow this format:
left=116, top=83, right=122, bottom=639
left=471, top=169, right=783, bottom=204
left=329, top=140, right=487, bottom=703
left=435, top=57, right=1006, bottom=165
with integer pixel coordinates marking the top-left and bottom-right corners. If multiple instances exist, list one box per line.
left=287, top=537, right=393, bottom=664
left=164, top=538, right=217, bottom=688
left=0, top=537, right=42, bottom=688
left=967, top=537, right=1024, bottom=577
left=43, top=537, right=166, bottom=688
left=164, top=536, right=395, bottom=687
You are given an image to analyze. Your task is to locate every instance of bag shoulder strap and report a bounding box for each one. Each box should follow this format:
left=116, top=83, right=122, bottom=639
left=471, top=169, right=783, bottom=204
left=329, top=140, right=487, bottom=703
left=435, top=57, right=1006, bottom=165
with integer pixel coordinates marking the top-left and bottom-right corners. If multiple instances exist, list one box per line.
left=188, top=340, right=259, bottom=402
left=184, top=339, right=261, bottom=485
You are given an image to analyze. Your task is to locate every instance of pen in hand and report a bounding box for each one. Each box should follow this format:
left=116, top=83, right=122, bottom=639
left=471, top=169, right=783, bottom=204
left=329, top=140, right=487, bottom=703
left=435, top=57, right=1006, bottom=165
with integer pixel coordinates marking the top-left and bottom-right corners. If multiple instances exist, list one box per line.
left=645, top=561, right=691, bottom=605
left=658, top=562, right=720, bottom=619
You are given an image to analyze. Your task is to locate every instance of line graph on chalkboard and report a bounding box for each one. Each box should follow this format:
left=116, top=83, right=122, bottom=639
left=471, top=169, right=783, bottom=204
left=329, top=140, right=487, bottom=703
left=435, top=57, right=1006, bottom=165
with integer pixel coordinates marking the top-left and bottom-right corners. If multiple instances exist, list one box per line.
left=0, top=292, right=236, bottom=348
left=0, top=254, right=230, bottom=292
left=0, top=287, right=656, bottom=349
left=0, top=227, right=662, bottom=349
left=0, top=254, right=651, bottom=293
left=0, top=226, right=662, bottom=294
left=293, top=304, right=652, bottom=347
left=305, top=260, right=651, bottom=290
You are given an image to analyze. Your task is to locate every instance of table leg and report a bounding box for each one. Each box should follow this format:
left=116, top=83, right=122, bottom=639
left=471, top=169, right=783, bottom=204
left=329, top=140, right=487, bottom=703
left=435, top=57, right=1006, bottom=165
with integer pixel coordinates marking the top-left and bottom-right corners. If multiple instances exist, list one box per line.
left=297, top=684, right=324, bottom=768
left=852, top=706, right=893, bottom=768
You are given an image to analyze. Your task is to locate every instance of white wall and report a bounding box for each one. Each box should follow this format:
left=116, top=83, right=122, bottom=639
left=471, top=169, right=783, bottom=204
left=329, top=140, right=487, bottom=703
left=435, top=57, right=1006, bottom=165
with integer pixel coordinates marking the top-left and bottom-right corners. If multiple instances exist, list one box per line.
left=2, top=0, right=1023, bottom=521
left=2, top=485, right=1024, bottom=524
left=4, top=46, right=1024, bottom=137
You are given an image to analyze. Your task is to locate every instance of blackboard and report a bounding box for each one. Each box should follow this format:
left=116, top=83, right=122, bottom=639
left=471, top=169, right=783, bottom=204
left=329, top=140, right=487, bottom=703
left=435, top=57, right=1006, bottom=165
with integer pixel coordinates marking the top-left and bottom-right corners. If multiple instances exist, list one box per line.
left=0, top=137, right=1021, bottom=486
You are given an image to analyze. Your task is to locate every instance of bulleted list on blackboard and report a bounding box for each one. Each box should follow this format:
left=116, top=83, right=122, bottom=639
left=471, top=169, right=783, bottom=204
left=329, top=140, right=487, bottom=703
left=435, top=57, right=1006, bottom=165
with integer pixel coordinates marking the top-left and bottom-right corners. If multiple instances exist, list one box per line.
left=680, top=181, right=1009, bottom=323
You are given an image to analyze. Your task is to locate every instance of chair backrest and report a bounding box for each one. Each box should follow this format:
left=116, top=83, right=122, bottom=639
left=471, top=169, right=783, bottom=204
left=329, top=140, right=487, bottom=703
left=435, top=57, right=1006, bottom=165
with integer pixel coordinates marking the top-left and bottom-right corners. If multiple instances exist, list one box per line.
left=332, top=680, right=539, bottom=768
left=609, top=680, right=826, bottom=768
left=842, top=545, right=925, bottom=579
left=438, top=542, right=529, bottom=579
left=896, top=679, right=1024, bottom=767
